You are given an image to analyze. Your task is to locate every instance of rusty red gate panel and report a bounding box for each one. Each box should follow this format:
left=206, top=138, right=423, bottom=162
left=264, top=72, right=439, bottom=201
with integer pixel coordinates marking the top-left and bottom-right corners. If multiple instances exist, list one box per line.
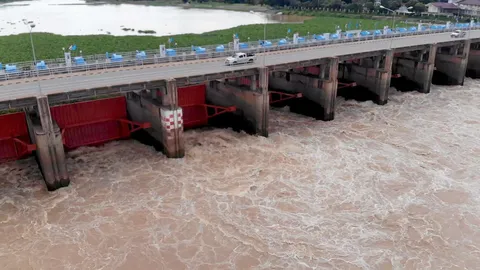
left=306, top=66, right=320, bottom=75
left=235, top=77, right=260, bottom=88
left=182, top=105, right=209, bottom=129
left=178, top=84, right=206, bottom=106
left=178, top=85, right=236, bottom=129
left=178, top=85, right=208, bottom=128
left=0, top=112, right=36, bottom=162
left=50, top=96, right=149, bottom=150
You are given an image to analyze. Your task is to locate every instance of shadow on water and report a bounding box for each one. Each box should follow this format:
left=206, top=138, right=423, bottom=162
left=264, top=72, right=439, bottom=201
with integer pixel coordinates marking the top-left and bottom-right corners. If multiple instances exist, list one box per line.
left=289, top=97, right=327, bottom=120
left=390, top=77, right=421, bottom=92
left=465, top=69, right=480, bottom=79
left=130, top=129, right=165, bottom=152
left=432, top=70, right=462, bottom=85
left=207, top=109, right=256, bottom=135
left=336, top=79, right=378, bottom=102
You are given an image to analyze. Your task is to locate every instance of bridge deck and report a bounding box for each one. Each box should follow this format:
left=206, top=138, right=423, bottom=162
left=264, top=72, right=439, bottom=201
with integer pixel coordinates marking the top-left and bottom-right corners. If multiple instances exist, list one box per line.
left=1, top=31, right=479, bottom=106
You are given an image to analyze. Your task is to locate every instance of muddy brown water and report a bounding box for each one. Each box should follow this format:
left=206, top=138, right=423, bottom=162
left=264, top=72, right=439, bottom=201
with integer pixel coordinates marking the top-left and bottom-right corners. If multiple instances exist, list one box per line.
left=1, top=80, right=480, bottom=269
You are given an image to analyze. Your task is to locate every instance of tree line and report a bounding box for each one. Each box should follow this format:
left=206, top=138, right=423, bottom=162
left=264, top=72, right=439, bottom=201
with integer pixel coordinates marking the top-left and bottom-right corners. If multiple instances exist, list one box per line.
left=187, top=0, right=431, bottom=13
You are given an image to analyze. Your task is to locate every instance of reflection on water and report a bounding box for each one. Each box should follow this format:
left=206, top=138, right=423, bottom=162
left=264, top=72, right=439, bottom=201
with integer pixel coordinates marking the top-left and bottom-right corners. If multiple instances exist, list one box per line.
left=1, top=80, right=480, bottom=269
left=0, top=0, right=290, bottom=36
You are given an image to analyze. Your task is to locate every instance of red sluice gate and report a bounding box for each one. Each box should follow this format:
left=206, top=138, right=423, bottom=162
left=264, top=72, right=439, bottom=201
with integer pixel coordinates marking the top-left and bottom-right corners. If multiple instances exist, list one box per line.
left=0, top=112, right=36, bottom=162
left=338, top=82, right=357, bottom=89
left=50, top=96, right=150, bottom=150
left=229, top=77, right=302, bottom=105
left=269, top=91, right=302, bottom=105
left=178, top=85, right=236, bottom=129
left=234, top=77, right=260, bottom=88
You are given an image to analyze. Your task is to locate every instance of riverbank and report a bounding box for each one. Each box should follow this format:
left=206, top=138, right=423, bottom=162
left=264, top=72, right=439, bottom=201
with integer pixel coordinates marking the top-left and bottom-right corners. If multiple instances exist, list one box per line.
left=85, top=0, right=274, bottom=12
left=0, top=16, right=399, bottom=63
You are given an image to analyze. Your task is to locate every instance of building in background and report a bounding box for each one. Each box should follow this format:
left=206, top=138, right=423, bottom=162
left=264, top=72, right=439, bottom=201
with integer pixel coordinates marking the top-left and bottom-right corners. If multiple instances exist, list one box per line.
left=426, top=2, right=462, bottom=14
left=457, top=0, right=480, bottom=15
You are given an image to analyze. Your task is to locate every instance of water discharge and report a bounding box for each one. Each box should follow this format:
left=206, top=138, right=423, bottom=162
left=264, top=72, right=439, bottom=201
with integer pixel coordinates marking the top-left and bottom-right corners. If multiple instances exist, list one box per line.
left=1, top=80, right=480, bottom=269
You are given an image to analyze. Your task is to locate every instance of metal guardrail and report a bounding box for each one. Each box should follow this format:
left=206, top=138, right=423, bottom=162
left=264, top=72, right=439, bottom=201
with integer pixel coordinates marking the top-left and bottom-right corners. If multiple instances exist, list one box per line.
left=0, top=26, right=477, bottom=82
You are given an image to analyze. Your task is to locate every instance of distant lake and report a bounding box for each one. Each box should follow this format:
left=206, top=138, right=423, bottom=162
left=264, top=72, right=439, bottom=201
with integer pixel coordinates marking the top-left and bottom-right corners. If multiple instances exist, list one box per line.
left=0, top=0, right=300, bottom=36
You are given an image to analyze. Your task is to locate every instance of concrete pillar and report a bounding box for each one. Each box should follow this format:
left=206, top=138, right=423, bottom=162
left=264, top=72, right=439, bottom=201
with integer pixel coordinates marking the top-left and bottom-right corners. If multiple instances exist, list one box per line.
left=269, top=58, right=338, bottom=121
left=373, top=56, right=381, bottom=69
left=206, top=67, right=269, bottom=136
left=319, top=64, right=326, bottom=80
left=162, top=80, right=179, bottom=108
left=393, top=44, right=436, bottom=93
left=467, top=42, right=480, bottom=78
left=127, top=79, right=185, bottom=158
left=422, top=44, right=437, bottom=92
left=151, top=88, right=158, bottom=100
left=250, top=74, right=257, bottom=91
left=27, top=96, right=69, bottom=191
left=258, top=67, right=269, bottom=136
left=341, top=51, right=392, bottom=105
left=322, top=58, right=339, bottom=120
left=435, top=40, right=470, bottom=85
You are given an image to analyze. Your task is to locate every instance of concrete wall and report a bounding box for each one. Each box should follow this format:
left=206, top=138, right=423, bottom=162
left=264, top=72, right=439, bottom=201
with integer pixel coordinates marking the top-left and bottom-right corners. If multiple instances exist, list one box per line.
left=26, top=97, right=69, bottom=191
left=269, top=68, right=337, bottom=120
left=206, top=80, right=269, bottom=136
left=393, top=57, right=434, bottom=93
left=467, top=49, right=480, bottom=78
left=435, top=54, right=468, bottom=85
left=126, top=91, right=185, bottom=158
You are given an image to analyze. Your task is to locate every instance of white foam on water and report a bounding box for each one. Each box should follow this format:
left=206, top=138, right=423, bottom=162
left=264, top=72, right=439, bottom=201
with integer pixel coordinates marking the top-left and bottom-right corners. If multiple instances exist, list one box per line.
left=1, top=80, right=480, bottom=269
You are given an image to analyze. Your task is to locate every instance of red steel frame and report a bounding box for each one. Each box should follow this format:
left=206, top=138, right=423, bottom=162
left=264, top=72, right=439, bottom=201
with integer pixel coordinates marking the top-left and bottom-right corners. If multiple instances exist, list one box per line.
left=269, top=91, right=302, bottom=105
left=0, top=112, right=36, bottom=162
left=50, top=97, right=151, bottom=150
left=60, top=118, right=151, bottom=149
left=0, top=137, right=36, bottom=162
left=182, top=104, right=236, bottom=129
left=338, top=82, right=357, bottom=89
left=178, top=84, right=236, bottom=129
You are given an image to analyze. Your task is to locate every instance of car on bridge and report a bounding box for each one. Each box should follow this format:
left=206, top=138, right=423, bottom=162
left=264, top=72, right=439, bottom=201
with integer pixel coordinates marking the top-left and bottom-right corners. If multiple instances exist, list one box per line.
left=225, top=52, right=257, bottom=66
left=451, top=30, right=466, bottom=38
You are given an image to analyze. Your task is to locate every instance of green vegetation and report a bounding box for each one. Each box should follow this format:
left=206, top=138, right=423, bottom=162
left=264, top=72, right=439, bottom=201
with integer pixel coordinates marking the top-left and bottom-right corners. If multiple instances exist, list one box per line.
left=0, top=108, right=22, bottom=115
left=87, top=0, right=438, bottom=14
left=0, top=16, right=408, bottom=63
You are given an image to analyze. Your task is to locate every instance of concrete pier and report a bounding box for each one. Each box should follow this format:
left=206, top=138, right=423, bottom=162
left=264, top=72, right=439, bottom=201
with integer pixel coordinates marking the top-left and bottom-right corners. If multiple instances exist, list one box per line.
left=126, top=79, right=185, bottom=158
left=26, top=96, right=69, bottom=191
left=467, top=43, right=480, bottom=78
left=270, top=58, right=338, bottom=121
left=393, top=45, right=437, bottom=93
left=435, top=40, right=470, bottom=85
left=206, top=67, right=270, bottom=136
left=340, top=51, right=393, bottom=105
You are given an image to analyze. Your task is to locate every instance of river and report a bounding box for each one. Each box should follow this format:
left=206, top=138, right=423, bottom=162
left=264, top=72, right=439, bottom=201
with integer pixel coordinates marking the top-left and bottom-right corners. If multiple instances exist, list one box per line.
left=1, top=80, right=479, bottom=269
left=0, top=0, right=292, bottom=36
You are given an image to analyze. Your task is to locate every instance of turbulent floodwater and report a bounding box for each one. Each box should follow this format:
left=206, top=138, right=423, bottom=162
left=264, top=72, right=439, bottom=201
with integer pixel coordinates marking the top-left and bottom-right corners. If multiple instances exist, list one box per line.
left=1, top=80, right=480, bottom=269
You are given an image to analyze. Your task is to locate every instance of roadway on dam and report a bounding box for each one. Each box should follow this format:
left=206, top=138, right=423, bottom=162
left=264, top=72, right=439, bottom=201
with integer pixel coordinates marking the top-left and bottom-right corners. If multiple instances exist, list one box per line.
left=1, top=30, right=479, bottom=103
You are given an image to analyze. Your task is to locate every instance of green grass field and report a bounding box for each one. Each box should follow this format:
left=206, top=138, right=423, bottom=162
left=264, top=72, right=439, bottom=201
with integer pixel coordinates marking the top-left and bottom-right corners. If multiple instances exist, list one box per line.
left=0, top=16, right=406, bottom=63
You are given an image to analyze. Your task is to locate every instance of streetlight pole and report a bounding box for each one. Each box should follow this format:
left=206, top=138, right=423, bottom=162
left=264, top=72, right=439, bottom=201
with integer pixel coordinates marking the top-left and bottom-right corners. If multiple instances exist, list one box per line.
left=28, top=25, right=38, bottom=66
left=263, top=17, right=266, bottom=67
left=380, top=6, right=396, bottom=30
left=24, top=20, right=42, bottom=95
